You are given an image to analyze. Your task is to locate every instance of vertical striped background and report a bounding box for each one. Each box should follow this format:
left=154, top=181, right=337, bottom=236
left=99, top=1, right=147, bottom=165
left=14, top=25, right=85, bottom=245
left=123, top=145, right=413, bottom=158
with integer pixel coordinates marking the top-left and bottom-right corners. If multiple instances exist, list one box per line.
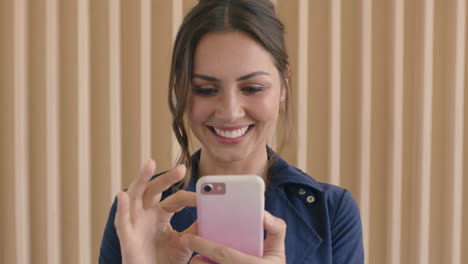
left=0, top=0, right=466, bottom=263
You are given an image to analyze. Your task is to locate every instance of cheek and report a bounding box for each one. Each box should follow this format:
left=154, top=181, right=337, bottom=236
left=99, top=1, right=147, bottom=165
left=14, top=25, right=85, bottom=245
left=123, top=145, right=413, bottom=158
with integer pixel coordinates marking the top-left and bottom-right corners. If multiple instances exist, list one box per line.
left=249, top=97, right=281, bottom=124
left=187, top=98, right=212, bottom=124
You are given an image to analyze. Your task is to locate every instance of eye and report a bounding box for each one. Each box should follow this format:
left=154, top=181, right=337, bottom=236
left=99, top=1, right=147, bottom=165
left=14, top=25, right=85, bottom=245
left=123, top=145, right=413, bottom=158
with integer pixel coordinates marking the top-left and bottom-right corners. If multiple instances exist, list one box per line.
left=192, top=86, right=218, bottom=96
left=242, top=86, right=264, bottom=94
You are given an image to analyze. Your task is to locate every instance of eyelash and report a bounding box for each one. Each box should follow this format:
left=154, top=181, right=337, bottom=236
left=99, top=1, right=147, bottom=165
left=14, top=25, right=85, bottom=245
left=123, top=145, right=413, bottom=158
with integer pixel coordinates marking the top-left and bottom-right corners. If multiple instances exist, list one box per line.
left=192, top=86, right=264, bottom=96
left=192, top=87, right=218, bottom=96
left=242, top=86, right=264, bottom=94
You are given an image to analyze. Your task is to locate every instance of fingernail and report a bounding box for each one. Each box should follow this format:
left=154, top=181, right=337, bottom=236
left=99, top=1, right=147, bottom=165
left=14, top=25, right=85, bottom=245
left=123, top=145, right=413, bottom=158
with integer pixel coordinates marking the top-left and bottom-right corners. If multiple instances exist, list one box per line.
left=265, top=211, right=276, bottom=225
left=145, top=160, right=156, bottom=173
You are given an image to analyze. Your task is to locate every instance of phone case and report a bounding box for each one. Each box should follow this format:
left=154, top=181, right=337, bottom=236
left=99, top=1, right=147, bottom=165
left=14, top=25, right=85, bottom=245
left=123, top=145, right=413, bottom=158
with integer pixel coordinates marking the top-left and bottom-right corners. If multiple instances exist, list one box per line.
left=196, top=175, right=265, bottom=257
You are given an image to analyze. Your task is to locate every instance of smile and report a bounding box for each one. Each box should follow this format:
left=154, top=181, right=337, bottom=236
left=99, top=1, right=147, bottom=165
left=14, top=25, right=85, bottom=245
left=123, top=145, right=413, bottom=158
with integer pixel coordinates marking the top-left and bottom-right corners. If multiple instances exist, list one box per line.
left=208, top=125, right=254, bottom=139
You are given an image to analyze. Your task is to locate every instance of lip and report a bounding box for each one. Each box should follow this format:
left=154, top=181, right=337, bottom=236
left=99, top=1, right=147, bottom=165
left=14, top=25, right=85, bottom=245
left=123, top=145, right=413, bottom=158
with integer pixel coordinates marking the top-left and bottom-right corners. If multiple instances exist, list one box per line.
left=207, top=124, right=254, bottom=145
left=209, top=125, right=251, bottom=131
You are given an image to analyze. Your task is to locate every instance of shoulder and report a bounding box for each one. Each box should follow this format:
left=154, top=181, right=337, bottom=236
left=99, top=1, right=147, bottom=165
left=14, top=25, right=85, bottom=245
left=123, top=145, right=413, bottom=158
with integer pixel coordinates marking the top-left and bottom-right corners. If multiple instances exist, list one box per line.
left=267, top=155, right=364, bottom=263
left=270, top=156, right=364, bottom=262
left=269, top=153, right=362, bottom=233
left=269, top=154, right=358, bottom=213
left=314, top=181, right=360, bottom=222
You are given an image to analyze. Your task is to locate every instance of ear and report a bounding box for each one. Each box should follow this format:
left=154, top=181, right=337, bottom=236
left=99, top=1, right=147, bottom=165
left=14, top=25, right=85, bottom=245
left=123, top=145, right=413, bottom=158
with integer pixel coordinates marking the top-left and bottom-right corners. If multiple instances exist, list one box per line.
left=280, top=65, right=290, bottom=102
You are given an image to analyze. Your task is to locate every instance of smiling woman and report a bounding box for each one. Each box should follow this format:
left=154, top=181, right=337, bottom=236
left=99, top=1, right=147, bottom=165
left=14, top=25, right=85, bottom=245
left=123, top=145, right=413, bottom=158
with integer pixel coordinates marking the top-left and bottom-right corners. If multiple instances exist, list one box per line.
left=99, top=0, right=364, bottom=263
left=168, top=0, right=291, bottom=188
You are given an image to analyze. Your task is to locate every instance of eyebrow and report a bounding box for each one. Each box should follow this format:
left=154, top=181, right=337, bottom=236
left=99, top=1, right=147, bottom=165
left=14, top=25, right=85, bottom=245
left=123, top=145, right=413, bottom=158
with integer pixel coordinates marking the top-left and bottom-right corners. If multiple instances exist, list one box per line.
left=192, top=71, right=270, bottom=82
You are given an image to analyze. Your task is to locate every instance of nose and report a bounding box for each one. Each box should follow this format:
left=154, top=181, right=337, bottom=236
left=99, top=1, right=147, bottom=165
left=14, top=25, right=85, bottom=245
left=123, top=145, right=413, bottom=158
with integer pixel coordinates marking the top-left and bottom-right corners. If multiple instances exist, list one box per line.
left=216, top=89, right=244, bottom=122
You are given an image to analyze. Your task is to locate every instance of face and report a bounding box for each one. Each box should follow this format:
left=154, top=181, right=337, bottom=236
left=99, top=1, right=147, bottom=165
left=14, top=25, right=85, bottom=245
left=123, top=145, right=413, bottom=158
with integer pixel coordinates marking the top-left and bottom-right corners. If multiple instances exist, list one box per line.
left=187, top=31, right=285, bottom=165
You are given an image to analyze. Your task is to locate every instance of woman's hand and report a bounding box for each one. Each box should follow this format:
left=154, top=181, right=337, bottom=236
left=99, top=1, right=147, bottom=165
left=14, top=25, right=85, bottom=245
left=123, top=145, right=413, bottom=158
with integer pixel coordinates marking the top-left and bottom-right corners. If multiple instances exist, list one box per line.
left=114, top=160, right=197, bottom=264
left=182, top=211, right=287, bottom=264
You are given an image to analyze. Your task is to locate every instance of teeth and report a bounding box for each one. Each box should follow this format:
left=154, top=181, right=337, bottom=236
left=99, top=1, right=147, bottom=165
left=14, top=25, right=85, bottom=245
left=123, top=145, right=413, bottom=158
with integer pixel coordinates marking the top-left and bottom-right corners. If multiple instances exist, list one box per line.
left=213, top=126, right=249, bottom=138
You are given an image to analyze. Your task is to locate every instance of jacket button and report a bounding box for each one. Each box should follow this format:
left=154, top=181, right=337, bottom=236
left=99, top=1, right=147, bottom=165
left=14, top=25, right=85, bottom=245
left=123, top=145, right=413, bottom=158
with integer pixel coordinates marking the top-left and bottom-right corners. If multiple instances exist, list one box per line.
left=306, top=195, right=315, bottom=203
left=298, top=188, right=306, bottom=195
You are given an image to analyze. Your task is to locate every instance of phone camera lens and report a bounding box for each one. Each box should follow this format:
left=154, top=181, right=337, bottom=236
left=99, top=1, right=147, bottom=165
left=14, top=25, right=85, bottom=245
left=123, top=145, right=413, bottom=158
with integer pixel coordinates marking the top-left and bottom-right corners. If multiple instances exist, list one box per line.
left=203, top=184, right=212, bottom=192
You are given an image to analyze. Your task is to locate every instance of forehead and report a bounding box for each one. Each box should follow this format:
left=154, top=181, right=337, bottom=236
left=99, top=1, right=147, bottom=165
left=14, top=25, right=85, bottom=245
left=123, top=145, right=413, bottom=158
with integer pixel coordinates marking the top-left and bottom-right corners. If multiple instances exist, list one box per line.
left=192, top=31, right=277, bottom=76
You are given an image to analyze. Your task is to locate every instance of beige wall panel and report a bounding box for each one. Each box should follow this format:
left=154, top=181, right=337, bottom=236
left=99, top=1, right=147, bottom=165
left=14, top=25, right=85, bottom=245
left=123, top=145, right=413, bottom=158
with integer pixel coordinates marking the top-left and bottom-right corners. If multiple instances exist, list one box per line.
left=441, top=0, right=466, bottom=262
left=369, top=1, right=392, bottom=263
left=0, top=1, right=18, bottom=263
left=90, top=0, right=113, bottom=262
left=401, top=0, right=425, bottom=262
left=121, top=0, right=144, bottom=188
left=358, top=0, right=372, bottom=261
left=430, top=1, right=455, bottom=263
left=13, top=0, right=31, bottom=263
left=329, top=0, right=342, bottom=186
left=28, top=0, right=48, bottom=262
left=59, top=1, right=81, bottom=263
left=109, top=0, right=123, bottom=197
left=388, top=0, right=404, bottom=263
left=462, top=9, right=468, bottom=260
left=417, top=0, right=435, bottom=263
left=45, top=0, right=61, bottom=263
left=152, top=0, right=178, bottom=171
left=276, top=0, right=299, bottom=166
left=340, top=0, right=361, bottom=209
left=77, top=0, right=92, bottom=262
left=445, top=2, right=466, bottom=263
left=307, top=0, right=331, bottom=182
left=296, top=0, right=309, bottom=171
left=140, top=0, right=152, bottom=161
left=28, top=0, right=61, bottom=262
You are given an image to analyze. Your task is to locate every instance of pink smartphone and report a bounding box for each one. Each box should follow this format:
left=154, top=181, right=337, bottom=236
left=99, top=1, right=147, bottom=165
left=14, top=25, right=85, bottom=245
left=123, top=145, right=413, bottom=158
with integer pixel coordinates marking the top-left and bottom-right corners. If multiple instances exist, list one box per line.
left=196, top=175, right=265, bottom=257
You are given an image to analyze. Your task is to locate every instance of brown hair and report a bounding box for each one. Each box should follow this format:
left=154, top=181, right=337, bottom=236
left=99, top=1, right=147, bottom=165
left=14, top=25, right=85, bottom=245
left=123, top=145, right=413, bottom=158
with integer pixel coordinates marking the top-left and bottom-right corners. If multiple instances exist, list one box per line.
left=168, top=0, right=291, bottom=188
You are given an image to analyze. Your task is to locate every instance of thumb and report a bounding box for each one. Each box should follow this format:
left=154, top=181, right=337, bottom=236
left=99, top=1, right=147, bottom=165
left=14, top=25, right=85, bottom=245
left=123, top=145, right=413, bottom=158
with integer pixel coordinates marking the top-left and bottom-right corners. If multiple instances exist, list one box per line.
left=263, top=211, right=287, bottom=258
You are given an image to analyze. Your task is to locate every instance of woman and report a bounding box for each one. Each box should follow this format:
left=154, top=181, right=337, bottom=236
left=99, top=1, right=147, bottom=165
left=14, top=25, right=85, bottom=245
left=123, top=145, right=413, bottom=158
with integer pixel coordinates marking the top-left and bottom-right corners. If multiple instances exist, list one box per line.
left=99, top=0, right=364, bottom=263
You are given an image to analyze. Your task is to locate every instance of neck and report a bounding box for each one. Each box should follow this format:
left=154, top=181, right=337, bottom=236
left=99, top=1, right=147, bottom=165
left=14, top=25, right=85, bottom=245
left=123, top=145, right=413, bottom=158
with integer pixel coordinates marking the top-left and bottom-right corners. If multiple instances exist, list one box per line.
left=198, top=147, right=269, bottom=178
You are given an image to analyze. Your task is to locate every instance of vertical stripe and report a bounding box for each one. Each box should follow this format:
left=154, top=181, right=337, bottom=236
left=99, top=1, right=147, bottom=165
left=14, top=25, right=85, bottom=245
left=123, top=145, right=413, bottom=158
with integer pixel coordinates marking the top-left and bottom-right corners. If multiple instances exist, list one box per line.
left=109, top=0, right=122, bottom=196
left=329, top=0, right=341, bottom=185
left=359, top=0, right=372, bottom=261
left=417, top=0, right=434, bottom=263
left=140, top=0, right=152, bottom=160
left=172, top=0, right=183, bottom=164
left=271, top=0, right=277, bottom=9
left=77, top=0, right=91, bottom=263
left=13, top=0, right=30, bottom=263
left=297, top=0, right=309, bottom=171
left=448, top=0, right=466, bottom=262
left=46, top=0, right=60, bottom=262
left=388, top=0, right=404, bottom=263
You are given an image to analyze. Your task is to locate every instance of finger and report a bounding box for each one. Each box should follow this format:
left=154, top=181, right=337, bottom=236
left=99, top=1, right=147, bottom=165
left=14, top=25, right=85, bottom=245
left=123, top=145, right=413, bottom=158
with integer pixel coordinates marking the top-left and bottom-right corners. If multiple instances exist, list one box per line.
left=115, top=192, right=132, bottom=239
left=159, top=190, right=197, bottom=213
left=180, top=234, right=256, bottom=264
left=127, top=160, right=156, bottom=203
left=143, top=164, right=186, bottom=208
left=263, top=211, right=287, bottom=258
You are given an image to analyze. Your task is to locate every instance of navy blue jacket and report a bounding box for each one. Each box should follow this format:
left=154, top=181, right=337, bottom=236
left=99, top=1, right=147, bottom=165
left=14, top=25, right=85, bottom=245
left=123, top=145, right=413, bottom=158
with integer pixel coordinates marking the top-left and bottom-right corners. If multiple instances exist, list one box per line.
left=99, top=150, right=364, bottom=263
